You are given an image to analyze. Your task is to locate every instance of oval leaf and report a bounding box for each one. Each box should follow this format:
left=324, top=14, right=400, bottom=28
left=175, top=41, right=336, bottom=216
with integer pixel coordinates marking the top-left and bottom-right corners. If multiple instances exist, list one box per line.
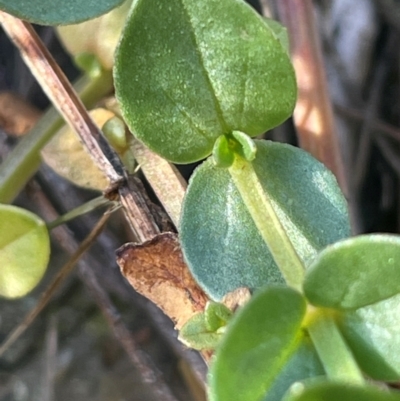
left=284, top=381, right=400, bottom=401
left=0, top=205, right=50, bottom=298
left=304, top=235, right=400, bottom=310
left=339, top=293, right=400, bottom=381
left=114, top=0, right=296, bottom=163
left=180, top=141, right=350, bottom=300
left=0, top=0, right=125, bottom=25
left=208, top=286, right=320, bottom=401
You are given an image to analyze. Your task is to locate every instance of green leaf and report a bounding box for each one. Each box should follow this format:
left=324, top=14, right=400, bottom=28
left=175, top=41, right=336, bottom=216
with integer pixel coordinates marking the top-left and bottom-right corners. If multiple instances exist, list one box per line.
left=304, top=235, right=400, bottom=310
left=339, top=293, right=400, bottom=381
left=178, top=312, right=223, bottom=351
left=212, top=135, right=235, bottom=168
left=0, top=0, right=125, bottom=25
left=0, top=205, right=50, bottom=298
left=262, top=339, right=324, bottom=401
left=114, top=0, right=296, bottom=163
left=208, top=286, right=320, bottom=401
left=263, top=18, right=290, bottom=54
left=232, top=131, right=257, bottom=161
left=205, top=302, right=232, bottom=331
left=180, top=141, right=350, bottom=300
left=283, top=381, right=400, bottom=401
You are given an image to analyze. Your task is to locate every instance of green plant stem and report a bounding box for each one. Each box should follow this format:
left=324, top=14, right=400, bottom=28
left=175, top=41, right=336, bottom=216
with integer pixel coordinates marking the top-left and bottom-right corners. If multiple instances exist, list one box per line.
left=46, top=196, right=113, bottom=230
left=307, top=308, right=365, bottom=385
left=228, top=155, right=305, bottom=290
left=0, top=70, right=113, bottom=203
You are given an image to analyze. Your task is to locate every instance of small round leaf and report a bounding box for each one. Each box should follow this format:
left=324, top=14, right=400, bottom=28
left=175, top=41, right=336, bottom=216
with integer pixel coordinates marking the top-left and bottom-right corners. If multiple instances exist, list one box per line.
left=212, top=135, right=235, bottom=168
left=304, top=235, right=400, bottom=310
left=179, top=312, right=222, bottom=351
left=208, top=286, right=321, bottom=401
left=0, top=0, right=125, bottom=25
left=0, top=205, right=50, bottom=298
left=114, top=0, right=296, bottom=163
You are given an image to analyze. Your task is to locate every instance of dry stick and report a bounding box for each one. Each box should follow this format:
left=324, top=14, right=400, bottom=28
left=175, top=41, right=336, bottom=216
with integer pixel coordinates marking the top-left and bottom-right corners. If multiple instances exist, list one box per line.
left=30, top=184, right=181, bottom=401
left=0, top=12, right=162, bottom=242
left=276, top=0, right=348, bottom=196
left=0, top=12, right=124, bottom=193
left=352, top=34, right=394, bottom=196
left=0, top=12, right=199, bottom=398
left=334, top=104, right=400, bottom=144
left=132, top=139, right=187, bottom=228
left=41, top=315, right=58, bottom=401
left=0, top=211, right=111, bottom=357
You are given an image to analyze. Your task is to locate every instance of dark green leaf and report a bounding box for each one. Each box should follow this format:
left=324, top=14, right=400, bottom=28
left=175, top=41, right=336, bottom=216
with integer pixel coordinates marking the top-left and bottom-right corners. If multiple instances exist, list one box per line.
left=304, top=235, right=400, bottom=310
left=0, top=204, right=50, bottom=298
left=283, top=380, right=400, bottom=401
left=0, top=0, right=125, bottom=25
left=339, top=293, right=400, bottom=381
left=114, top=0, right=296, bottom=163
left=208, top=286, right=317, bottom=401
left=180, top=141, right=350, bottom=300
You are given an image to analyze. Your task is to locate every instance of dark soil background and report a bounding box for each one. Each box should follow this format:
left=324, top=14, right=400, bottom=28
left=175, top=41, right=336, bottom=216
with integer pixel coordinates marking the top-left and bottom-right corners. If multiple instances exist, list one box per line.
left=1, top=0, right=400, bottom=400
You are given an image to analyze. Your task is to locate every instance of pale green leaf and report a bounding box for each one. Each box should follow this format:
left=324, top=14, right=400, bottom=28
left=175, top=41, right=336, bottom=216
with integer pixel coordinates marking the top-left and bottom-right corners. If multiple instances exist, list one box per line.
left=0, top=205, right=50, bottom=298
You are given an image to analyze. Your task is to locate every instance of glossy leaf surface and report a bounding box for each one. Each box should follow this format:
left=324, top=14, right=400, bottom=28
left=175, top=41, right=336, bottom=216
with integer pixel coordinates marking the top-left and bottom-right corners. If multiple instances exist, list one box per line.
left=114, top=0, right=296, bottom=163
left=180, top=141, right=350, bottom=300
left=304, top=235, right=400, bottom=310
left=284, top=381, right=400, bottom=401
left=0, top=0, right=125, bottom=25
left=0, top=205, right=50, bottom=298
left=339, top=293, right=400, bottom=381
left=209, top=287, right=321, bottom=401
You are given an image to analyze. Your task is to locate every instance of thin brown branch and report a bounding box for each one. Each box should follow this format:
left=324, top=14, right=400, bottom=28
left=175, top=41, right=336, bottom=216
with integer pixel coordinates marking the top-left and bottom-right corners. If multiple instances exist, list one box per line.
left=30, top=182, right=181, bottom=401
left=0, top=12, right=124, bottom=193
left=119, top=176, right=161, bottom=242
left=0, top=210, right=111, bottom=357
left=352, top=33, right=395, bottom=194
left=334, top=104, right=400, bottom=144
left=132, top=139, right=187, bottom=228
left=276, top=0, right=348, bottom=196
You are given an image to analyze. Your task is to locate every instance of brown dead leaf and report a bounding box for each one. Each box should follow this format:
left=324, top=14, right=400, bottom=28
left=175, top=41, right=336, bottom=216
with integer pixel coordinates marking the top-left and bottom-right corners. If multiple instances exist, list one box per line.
left=116, top=232, right=208, bottom=329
